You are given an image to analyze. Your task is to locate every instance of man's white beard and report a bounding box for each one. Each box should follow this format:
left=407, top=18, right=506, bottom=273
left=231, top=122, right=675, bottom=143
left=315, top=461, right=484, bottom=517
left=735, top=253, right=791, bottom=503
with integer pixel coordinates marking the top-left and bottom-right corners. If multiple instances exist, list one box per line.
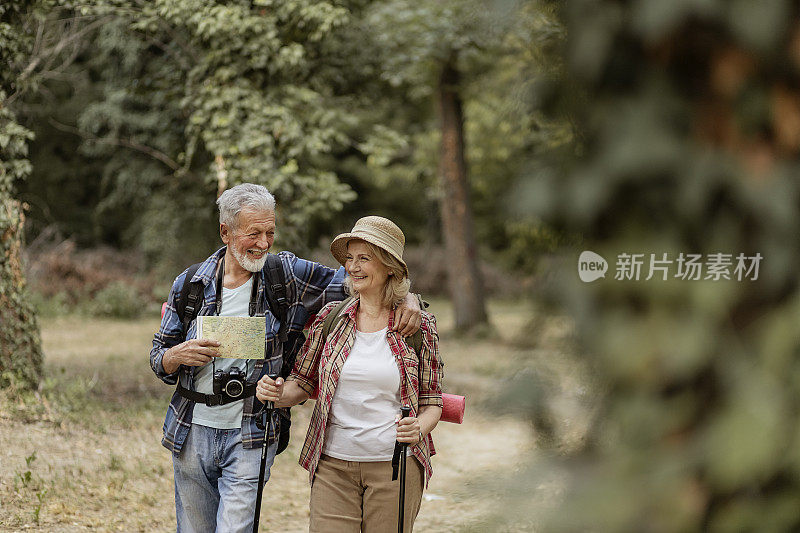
left=231, top=246, right=268, bottom=272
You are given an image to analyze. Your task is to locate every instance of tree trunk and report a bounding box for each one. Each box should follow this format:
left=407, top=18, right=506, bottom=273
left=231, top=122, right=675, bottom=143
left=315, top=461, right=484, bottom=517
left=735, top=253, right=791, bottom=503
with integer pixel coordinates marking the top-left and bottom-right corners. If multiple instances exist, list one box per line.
left=436, top=53, right=489, bottom=331
left=0, top=2, right=43, bottom=392
left=0, top=199, right=43, bottom=391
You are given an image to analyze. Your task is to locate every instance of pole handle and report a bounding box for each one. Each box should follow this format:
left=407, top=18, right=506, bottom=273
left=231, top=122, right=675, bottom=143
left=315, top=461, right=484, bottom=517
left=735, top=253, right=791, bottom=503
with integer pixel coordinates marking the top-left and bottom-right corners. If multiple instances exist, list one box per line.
left=263, top=373, right=279, bottom=411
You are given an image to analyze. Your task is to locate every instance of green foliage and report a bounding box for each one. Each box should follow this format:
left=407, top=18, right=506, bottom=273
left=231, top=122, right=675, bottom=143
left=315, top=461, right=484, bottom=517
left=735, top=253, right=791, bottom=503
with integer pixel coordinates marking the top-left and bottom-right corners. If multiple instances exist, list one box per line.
left=364, top=0, right=571, bottom=258
left=0, top=2, right=45, bottom=393
left=11, top=0, right=565, bottom=281
left=365, top=0, right=506, bottom=97
left=28, top=290, right=70, bottom=318
left=15, top=451, right=36, bottom=489
left=0, top=91, right=34, bottom=197
left=57, top=0, right=365, bottom=258
left=11, top=450, right=48, bottom=525
left=501, top=218, right=567, bottom=272
left=89, top=280, right=145, bottom=319
left=13, top=0, right=391, bottom=268
left=504, top=0, right=800, bottom=530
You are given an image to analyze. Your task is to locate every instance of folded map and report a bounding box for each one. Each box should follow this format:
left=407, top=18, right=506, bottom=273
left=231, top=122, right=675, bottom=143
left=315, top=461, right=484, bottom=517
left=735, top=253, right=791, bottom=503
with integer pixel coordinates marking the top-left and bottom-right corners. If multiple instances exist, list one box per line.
left=197, top=316, right=266, bottom=359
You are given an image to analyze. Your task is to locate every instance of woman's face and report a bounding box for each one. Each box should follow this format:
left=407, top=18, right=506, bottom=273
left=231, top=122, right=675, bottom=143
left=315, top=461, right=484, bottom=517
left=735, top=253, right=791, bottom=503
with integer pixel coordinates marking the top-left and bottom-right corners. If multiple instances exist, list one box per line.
left=345, top=240, right=391, bottom=299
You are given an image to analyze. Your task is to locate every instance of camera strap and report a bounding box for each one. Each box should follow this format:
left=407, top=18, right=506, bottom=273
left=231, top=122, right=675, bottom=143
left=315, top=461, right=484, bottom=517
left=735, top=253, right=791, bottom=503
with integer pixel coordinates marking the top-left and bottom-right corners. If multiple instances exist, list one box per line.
left=210, top=254, right=260, bottom=375
left=176, top=253, right=261, bottom=406
left=214, top=255, right=259, bottom=316
left=213, top=255, right=260, bottom=316
left=176, top=381, right=257, bottom=406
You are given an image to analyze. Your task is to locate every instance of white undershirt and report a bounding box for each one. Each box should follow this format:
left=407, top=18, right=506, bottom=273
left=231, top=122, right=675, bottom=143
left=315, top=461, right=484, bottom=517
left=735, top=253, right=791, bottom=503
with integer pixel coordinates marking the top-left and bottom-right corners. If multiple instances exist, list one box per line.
left=191, top=275, right=252, bottom=429
left=322, top=327, right=401, bottom=461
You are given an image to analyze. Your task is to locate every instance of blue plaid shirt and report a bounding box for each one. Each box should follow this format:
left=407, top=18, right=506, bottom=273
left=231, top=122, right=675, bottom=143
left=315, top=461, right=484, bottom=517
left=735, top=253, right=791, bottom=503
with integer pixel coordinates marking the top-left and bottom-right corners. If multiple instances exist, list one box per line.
left=150, top=247, right=346, bottom=453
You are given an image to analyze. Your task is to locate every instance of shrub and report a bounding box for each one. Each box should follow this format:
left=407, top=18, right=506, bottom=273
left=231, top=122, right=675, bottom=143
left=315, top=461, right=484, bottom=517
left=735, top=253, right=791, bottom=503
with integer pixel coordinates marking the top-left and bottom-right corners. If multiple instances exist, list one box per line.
left=89, top=281, right=145, bottom=319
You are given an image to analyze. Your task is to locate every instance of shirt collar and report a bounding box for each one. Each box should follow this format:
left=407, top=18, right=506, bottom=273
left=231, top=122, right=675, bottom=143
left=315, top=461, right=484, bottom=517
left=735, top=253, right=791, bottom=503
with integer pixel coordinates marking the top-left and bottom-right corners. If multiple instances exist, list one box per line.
left=192, top=246, right=227, bottom=285
left=342, top=295, right=397, bottom=331
left=342, top=295, right=359, bottom=321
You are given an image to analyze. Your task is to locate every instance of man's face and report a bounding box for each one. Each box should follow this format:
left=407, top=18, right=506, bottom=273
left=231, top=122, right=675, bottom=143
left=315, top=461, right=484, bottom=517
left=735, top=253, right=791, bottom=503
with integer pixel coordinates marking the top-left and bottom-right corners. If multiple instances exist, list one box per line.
left=221, top=208, right=276, bottom=272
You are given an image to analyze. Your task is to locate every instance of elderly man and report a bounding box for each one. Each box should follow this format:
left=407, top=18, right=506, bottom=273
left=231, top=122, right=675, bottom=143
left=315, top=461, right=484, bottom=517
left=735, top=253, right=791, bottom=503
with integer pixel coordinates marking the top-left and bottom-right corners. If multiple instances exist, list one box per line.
left=150, top=183, right=421, bottom=532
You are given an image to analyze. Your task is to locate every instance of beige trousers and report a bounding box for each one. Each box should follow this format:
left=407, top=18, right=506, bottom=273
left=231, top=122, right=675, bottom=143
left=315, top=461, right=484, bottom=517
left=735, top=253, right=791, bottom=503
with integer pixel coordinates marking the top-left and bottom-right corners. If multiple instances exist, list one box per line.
left=309, top=454, right=424, bottom=533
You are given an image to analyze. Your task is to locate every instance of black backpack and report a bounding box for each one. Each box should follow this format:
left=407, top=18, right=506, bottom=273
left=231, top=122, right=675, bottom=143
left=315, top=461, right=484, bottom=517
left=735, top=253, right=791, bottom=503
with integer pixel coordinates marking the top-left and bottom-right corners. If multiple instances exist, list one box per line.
left=174, top=253, right=301, bottom=454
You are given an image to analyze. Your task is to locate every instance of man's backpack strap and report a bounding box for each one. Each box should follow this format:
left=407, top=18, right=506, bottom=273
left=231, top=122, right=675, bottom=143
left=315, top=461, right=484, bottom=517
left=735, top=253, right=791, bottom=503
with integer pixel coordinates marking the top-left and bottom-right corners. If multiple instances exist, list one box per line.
left=258, top=255, right=298, bottom=454
left=263, top=254, right=290, bottom=343
left=176, top=262, right=204, bottom=337
left=261, top=253, right=303, bottom=380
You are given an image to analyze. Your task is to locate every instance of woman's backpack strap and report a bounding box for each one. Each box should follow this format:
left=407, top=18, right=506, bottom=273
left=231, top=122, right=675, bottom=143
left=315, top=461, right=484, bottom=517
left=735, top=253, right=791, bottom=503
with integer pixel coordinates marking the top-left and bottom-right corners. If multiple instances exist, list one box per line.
left=408, top=328, right=424, bottom=356
left=321, top=296, right=425, bottom=357
left=321, top=296, right=355, bottom=341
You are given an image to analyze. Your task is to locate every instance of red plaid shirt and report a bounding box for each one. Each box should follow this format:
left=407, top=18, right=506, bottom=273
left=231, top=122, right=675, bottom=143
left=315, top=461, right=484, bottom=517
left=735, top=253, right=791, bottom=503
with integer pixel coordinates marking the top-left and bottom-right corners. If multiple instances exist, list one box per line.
left=288, top=297, right=444, bottom=487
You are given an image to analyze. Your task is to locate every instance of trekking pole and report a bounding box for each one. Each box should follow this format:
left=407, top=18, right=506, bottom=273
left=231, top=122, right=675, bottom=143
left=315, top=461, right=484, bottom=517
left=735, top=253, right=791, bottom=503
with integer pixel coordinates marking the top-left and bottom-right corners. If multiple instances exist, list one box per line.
left=397, top=405, right=411, bottom=533
left=253, top=373, right=278, bottom=533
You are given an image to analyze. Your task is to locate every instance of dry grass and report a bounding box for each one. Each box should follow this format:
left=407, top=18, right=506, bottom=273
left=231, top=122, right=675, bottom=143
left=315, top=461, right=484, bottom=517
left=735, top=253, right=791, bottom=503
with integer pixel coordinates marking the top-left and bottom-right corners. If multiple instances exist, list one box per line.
left=0, top=299, right=585, bottom=532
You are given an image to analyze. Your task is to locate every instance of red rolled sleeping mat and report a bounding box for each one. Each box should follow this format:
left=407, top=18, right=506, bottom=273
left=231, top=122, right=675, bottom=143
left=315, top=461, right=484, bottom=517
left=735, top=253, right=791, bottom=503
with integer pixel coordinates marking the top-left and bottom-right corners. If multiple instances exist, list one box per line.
left=440, top=393, right=465, bottom=424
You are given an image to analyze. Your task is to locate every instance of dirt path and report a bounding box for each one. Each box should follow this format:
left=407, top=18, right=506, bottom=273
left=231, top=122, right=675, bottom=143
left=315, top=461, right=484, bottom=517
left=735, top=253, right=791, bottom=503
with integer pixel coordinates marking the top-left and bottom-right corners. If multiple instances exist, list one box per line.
left=1, top=302, right=542, bottom=531
left=0, top=408, right=532, bottom=531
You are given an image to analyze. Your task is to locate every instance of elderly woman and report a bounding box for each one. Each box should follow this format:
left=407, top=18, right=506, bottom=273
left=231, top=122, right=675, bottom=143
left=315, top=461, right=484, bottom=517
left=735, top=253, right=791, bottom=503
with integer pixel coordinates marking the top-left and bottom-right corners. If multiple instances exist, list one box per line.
left=256, top=216, right=443, bottom=532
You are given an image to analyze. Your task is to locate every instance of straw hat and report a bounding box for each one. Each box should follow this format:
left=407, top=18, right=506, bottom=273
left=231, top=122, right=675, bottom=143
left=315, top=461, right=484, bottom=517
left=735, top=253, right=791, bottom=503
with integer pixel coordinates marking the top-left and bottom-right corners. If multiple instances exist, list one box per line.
left=330, top=216, right=408, bottom=277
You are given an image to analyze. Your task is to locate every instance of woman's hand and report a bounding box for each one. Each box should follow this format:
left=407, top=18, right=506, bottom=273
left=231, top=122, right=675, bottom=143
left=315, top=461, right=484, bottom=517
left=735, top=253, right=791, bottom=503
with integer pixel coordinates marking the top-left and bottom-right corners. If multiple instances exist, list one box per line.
left=256, top=375, right=284, bottom=403
left=396, top=415, right=422, bottom=444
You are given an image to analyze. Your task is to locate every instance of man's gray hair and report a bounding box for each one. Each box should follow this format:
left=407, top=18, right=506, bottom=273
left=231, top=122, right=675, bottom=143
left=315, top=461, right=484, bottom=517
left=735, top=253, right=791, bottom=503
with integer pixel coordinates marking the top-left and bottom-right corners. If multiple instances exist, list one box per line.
left=216, top=183, right=276, bottom=229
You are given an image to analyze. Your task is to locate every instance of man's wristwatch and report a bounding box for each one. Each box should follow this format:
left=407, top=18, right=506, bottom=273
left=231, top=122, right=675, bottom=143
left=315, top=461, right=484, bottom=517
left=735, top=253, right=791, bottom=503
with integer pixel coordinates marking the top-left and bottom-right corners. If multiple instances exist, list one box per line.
left=419, top=431, right=423, bottom=443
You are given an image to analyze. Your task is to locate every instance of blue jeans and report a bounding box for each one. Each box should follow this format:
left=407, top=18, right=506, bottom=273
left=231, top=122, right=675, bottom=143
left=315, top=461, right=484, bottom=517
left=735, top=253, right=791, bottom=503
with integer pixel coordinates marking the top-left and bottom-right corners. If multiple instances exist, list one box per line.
left=173, top=424, right=277, bottom=533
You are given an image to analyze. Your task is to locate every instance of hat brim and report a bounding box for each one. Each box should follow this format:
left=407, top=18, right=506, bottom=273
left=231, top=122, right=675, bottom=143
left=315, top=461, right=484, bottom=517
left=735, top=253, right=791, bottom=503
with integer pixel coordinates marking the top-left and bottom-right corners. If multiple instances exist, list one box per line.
left=330, top=232, right=408, bottom=277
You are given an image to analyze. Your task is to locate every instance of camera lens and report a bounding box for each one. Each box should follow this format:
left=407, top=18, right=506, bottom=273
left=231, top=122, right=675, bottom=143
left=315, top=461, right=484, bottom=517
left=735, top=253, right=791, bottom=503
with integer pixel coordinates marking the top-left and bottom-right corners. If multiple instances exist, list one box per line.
left=224, top=379, right=244, bottom=398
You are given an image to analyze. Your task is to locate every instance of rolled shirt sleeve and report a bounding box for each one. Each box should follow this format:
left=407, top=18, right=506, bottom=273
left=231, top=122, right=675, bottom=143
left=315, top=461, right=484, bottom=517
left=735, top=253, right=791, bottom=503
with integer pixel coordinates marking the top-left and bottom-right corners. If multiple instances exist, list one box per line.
left=417, top=311, right=444, bottom=408
left=150, top=273, right=188, bottom=385
left=287, top=302, right=339, bottom=396
left=282, top=252, right=346, bottom=316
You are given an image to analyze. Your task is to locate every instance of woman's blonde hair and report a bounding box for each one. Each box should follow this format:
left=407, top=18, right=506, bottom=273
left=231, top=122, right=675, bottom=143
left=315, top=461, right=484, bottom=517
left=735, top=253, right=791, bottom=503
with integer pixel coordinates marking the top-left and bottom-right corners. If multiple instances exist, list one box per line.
left=343, top=239, right=410, bottom=308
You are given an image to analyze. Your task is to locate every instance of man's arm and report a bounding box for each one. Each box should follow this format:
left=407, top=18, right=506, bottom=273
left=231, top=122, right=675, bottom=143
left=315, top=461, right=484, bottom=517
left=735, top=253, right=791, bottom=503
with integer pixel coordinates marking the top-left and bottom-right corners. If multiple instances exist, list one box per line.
left=279, top=251, right=346, bottom=315
left=417, top=312, right=444, bottom=408
left=281, top=251, right=421, bottom=334
left=150, top=275, right=188, bottom=384
left=150, top=272, right=221, bottom=382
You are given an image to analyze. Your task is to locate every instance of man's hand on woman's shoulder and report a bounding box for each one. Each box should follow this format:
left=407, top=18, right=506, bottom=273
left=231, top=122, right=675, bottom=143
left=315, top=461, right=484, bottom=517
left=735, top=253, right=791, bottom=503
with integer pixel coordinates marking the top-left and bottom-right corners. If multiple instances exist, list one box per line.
left=394, top=293, right=422, bottom=337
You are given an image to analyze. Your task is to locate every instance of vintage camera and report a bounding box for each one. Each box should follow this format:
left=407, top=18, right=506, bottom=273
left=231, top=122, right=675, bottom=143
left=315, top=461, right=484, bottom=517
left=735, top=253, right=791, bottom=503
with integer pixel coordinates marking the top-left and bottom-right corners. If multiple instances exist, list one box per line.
left=213, top=367, right=247, bottom=401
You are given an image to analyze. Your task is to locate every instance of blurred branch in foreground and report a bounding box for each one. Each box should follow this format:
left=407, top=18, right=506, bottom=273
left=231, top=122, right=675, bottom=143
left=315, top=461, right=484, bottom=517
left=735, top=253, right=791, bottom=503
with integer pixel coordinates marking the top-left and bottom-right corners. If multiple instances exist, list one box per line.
left=489, top=0, right=800, bottom=530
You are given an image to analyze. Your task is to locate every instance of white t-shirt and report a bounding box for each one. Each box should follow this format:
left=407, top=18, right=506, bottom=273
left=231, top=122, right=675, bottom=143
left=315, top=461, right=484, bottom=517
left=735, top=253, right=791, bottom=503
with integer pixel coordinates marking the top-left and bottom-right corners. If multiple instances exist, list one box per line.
left=191, top=275, right=253, bottom=429
left=322, top=327, right=401, bottom=461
